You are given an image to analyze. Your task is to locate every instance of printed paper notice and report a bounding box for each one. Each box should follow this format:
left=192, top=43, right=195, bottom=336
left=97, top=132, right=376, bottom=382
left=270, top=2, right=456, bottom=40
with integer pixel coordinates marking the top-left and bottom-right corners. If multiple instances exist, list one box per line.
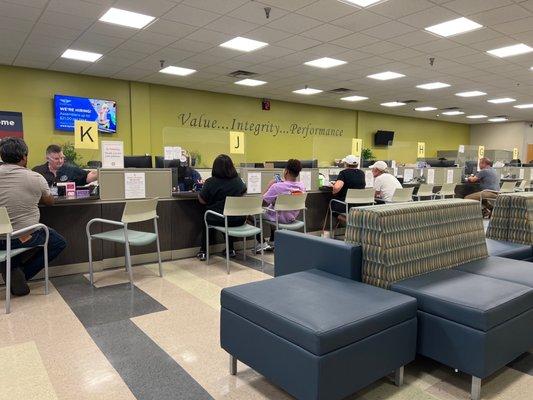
left=446, top=169, right=454, bottom=184
left=519, top=169, right=525, bottom=179
left=427, top=169, right=435, bottom=184
left=458, top=145, right=465, bottom=153
left=404, top=169, right=414, bottom=182
left=300, top=171, right=312, bottom=191
left=101, top=141, right=124, bottom=168
left=247, top=172, right=262, bottom=194
left=365, top=170, right=374, bottom=188
left=124, top=172, right=146, bottom=199
left=164, top=146, right=181, bottom=160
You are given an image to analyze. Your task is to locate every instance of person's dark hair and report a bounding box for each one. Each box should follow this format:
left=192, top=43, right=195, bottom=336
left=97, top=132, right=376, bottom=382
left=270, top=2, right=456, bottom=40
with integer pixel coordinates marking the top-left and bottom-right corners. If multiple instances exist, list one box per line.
left=480, top=157, right=493, bottom=167
left=212, top=154, right=238, bottom=179
left=46, top=144, right=62, bottom=155
left=286, top=159, right=302, bottom=177
left=0, top=137, right=28, bottom=164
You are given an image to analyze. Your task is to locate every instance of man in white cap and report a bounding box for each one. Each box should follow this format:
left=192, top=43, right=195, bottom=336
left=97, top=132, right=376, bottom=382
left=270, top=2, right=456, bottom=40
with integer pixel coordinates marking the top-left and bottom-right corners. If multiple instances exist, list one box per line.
left=370, top=160, right=402, bottom=202
left=331, top=155, right=366, bottom=218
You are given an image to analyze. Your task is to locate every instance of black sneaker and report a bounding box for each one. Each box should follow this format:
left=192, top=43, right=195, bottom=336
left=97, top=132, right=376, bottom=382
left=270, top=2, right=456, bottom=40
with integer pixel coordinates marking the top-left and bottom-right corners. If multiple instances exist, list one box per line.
left=196, top=252, right=206, bottom=261
left=222, top=249, right=236, bottom=258
left=0, top=264, right=30, bottom=296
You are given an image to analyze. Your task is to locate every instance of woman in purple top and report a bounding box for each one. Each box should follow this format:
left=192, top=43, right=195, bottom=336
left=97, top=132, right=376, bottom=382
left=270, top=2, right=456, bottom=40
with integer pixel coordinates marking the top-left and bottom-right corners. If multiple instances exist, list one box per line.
left=256, top=159, right=305, bottom=252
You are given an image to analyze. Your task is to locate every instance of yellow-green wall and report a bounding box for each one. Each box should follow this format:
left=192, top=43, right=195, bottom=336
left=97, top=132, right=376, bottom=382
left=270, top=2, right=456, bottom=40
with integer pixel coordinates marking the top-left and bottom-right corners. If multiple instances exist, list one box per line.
left=0, top=65, right=470, bottom=167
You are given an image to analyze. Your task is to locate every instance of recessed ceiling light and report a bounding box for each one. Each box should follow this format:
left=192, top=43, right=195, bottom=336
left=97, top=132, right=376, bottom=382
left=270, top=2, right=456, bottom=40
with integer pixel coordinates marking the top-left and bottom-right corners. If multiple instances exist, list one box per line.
left=159, top=66, right=196, bottom=76
left=456, top=91, right=486, bottom=97
left=488, top=117, right=508, bottom=122
left=235, top=79, right=267, bottom=87
left=487, top=98, right=516, bottom=104
left=99, top=7, right=155, bottom=29
left=341, top=95, right=369, bottom=102
left=304, top=57, right=347, bottom=69
left=293, top=88, right=323, bottom=95
left=442, top=111, right=465, bottom=116
left=514, top=103, right=533, bottom=109
left=381, top=101, right=405, bottom=107
left=61, top=49, right=102, bottom=62
left=467, top=115, right=487, bottom=119
left=337, top=0, right=384, bottom=7
left=367, top=71, right=405, bottom=81
left=416, top=82, right=450, bottom=90
left=425, top=17, right=483, bottom=38
left=415, top=107, right=437, bottom=112
left=487, top=43, right=533, bottom=58
left=219, top=37, right=268, bottom=52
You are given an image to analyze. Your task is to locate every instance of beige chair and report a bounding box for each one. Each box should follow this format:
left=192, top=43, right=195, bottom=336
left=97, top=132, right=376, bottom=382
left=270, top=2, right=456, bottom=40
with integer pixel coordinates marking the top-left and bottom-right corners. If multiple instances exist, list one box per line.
left=436, top=183, right=457, bottom=199
left=500, top=181, right=517, bottom=193
left=516, top=179, right=531, bottom=192
left=0, top=207, right=50, bottom=314
left=329, top=188, right=375, bottom=236
left=414, top=184, right=435, bottom=200
left=205, top=196, right=264, bottom=274
left=264, top=193, right=307, bottom=232
left=389, top=187, right=415, bottom=203
left=86, top=198, right=163, bottom=288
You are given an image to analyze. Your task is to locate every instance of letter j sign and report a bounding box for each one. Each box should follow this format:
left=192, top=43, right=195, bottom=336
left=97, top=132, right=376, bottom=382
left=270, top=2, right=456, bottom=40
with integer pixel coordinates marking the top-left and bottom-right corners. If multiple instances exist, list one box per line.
left=74, top=120, right=99, bottom=150
left=230, top=131, right=245, bottom=154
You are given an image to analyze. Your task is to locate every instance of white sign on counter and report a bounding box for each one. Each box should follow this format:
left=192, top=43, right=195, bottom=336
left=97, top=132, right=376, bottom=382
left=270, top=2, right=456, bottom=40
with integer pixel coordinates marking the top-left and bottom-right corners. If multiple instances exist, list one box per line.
left=164, top=146, right=181, bottom=160
left=101, top=141, right=124, bottom=168
left=519, top=169, right=525, bottom=179
left=458, top=145, right=465, bottom=153
left=247, top=172, right=262, bottom=194
left=300, top=171, right=312, bottom=191
left=365, top=170, right=374, bottom=188
left=446, top=169, right=454, bottom=184
left=403, top=169, right=414, bottom=183
left=427, top=169, right=435, bottom=184
left=124, top=172, right=146, bottom=199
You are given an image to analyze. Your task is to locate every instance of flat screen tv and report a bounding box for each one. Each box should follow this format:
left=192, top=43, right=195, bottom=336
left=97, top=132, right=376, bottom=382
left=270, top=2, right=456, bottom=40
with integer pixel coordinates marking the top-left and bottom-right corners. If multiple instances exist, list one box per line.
left=54, top=94, right=117, bottom=133
left=374, top=130, right=394, bottom=146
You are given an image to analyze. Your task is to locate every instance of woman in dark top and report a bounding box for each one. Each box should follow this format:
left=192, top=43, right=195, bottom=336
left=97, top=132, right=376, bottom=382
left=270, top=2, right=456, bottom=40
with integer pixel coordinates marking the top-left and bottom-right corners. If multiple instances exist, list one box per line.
left=331, top=155, right=366, bottom=216
left=197, top=154, right=246, bottom=261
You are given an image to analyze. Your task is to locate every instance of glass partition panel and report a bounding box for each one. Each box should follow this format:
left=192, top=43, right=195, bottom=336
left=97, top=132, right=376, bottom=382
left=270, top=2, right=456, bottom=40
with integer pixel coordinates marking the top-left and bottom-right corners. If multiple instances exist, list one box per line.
left=312, top=136, right=354, bottom=168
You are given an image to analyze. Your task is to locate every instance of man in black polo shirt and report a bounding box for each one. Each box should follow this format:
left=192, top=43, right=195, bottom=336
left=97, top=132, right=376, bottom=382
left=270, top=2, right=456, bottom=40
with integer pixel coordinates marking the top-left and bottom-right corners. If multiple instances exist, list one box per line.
left=33, top=144, right=98, bottom=187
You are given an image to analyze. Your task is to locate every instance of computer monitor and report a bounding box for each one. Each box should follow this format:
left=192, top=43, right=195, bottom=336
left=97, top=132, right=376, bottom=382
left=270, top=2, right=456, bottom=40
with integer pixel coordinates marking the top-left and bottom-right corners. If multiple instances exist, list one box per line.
left=124, top=155, right=152, bottom=168
left=426, top=159, right=456, bottom=167
left=155, top=156, right=180, bottom=169
left=465, top=161, right=478, bottom=176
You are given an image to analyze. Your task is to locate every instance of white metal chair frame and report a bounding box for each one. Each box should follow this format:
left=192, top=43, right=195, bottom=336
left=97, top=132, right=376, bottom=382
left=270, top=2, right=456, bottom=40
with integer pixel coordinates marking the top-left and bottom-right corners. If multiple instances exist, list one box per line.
left=479, top=181, right=517, bottom=209
left=86, top=200, right=163, bottom=288
left=329, top=188, right=375, bottom=237
left=414, top=184, right=435, bottom=201
left=388, top=187, right=415, bottom=203
left=264, top=193, right=308, bottom=233
left=0, top=207, right=50, bottom=314
left=436, top=183, right=457, bottom=199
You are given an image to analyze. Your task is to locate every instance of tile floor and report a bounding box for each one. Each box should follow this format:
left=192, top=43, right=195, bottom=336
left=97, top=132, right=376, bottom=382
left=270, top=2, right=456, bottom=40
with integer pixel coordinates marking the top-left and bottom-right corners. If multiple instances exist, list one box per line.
left=0, top=252, right=531, bottom=400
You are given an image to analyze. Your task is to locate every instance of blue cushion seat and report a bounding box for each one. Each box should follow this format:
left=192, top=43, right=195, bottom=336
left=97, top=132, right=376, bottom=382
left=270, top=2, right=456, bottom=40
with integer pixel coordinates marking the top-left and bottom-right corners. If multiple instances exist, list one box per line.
left=456, top=256, right=533, bottom=288
left=486, top=239, right=533, bottom=260
left=90, top=229, right=157, bottom=246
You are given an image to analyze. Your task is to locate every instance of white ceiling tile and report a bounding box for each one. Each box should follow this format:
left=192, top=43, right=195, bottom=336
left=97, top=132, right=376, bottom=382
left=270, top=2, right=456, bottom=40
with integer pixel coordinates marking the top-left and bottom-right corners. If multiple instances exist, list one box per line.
left=47, top=0, right=109, bottom=19
left=133, top=30, right=177, bottom=46
left=112, top=0, right=177, bottom=16
left=38, top=10, right=94, bottom=30
left=228, top=2, right=288, bottom=24
left=88, top=22, right=138, bottom=39
left=276, top=35, right=321, bottom=51
left=185, top=29, right=233, bottom=45
left=206, top=16, right=259, bottom=35
left=332, top=10, right=390, bottom=31
left=330, top=32, right=380, bottom=49
left=145, top=19, right=197, bottom=38
left=301, top=24, right=353, bottom=42
left=471, top=4, right=531, bottom=26
left=0, top=1, right=44, bottom=21
left=164, top=4, right=221, bottom=26
left=260, top=0, right=318, bottom=12
left=181, top=0, right=248, bottom=14
left=370, top=0, right=434, bottom=19
left=494, top=17, right=533, bottom=34
left=296, top=0, right=358, bottom=22
left=266, top=13, right=323, bottom=34
left=398, top=6, right=459, bottom=28
left=246, top=26, right=291, bottom=43
left=168, top=38, right=213, bottom=53
left=362, top=21, right=417, bottom=40
left=357, top=41, right=404, bottom=55
left=0, top=15, right=34, bottom=32
left=442, top=0, right=514, bottom=16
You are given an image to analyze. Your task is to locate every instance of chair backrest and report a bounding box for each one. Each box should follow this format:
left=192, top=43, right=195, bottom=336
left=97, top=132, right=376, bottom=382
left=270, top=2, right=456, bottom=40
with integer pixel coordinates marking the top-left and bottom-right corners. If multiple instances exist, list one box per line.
left=439, top=183, right=457, bottom=196
left=518, top=179, right=528, bottom=190
left=274, top=193, right=307, bottom=211
left=391, top=187, right=414, bottom=202
left=417, top=184, right=434, bottom=197
left=0, top=207, right=13, bottom=235
left=121, top=198, right=158, bottom=223
left=223, top=196, right=263, bottom=216
left=500, top=181, right=517, bottom=193
left=345, top=188, right=375, bottom=205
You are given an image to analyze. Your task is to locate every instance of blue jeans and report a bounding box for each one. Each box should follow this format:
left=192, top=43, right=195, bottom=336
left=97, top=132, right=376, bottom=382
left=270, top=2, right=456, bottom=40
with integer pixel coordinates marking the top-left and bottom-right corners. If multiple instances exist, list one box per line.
left=0, top=228, right=66, bottom=280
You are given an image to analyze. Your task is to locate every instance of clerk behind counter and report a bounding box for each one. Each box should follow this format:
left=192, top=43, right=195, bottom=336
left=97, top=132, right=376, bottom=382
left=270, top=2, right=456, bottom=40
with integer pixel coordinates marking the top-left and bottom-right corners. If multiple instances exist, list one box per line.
left=32, top=144, right=98, bottom=187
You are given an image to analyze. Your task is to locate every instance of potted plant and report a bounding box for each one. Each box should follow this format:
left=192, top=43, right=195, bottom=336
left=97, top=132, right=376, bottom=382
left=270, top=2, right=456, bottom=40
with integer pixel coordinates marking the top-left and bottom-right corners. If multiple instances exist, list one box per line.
left=361, top=148, right=376, bottom=166
left=189, top=150, right=201, bottom=167
left=62, top=142, right=84, bottom=167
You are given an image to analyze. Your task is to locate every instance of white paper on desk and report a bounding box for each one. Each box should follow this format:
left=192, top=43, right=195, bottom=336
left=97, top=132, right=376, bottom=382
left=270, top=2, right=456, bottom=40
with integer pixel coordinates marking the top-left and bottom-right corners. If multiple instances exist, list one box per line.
left=247, top=172, right=262, bottom=194
left=427, top=169, right=435, bottom=184
left=446, top=169, right=454, bottom=184
left=519, top=169, right=525, bottom=179
left=124, top=172, right=146, bottom=199
left=164, top=146, right=181, bottom=161
left=403, top=169, right=414, bottom=182
left=365, top=170, right=374, bottom=188
left=101, top=141, right=124, bottom=168
left=300, top=171, right=312, bottom=191
left=458, top=145, right=465, bottom=153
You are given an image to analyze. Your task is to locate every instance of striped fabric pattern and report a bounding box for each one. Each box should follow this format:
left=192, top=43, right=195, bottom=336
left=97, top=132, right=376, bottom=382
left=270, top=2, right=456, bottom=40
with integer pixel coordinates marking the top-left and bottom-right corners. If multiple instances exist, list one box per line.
left=346, top=200, right=488, bottom=288
left=487, top=192, right=533, bottom=245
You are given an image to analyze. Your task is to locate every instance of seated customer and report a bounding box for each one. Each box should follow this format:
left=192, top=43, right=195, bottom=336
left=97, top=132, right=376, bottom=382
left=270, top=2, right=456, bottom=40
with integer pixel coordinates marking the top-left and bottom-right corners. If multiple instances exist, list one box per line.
left=0, top=138, right=66, bottom=296
left=197, top=155, right=246, bottom=261
left=177, top=163, right=202, bottom=192
left=371, top=160, right=402, bottom=202
left=330, top=155, right=366, bottom=221
left=33, top=144, right=98, bottom=187
left=465, top=157, right=500, bottom=217
left=256, top=159, right=306, bottom=252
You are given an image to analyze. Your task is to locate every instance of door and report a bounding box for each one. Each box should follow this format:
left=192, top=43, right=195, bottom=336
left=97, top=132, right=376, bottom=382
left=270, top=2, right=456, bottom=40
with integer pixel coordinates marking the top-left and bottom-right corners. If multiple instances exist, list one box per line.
left=528, top=144, right=533, bottom=162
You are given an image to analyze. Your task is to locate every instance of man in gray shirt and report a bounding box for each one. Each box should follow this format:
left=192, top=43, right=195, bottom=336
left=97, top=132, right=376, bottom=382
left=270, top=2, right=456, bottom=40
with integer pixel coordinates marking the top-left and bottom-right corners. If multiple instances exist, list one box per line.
left=0, top=138, right=66, bottom=296
left=465, top=157, right=501, bottom=217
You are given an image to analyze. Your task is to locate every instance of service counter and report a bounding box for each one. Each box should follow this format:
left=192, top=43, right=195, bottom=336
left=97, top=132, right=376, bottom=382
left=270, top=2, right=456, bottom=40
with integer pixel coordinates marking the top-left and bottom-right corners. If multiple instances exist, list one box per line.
left=39, top=191, right=332, bottom=277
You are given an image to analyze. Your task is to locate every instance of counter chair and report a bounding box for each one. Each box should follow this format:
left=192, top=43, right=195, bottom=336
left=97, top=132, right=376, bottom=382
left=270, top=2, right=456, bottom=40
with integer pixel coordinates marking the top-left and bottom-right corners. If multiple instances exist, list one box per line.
left=264, top=193, right=307, bottom=233
left=516, top=179, right=530, bottom=192
left=86, top=198, right=163, bottom=288
left=480, top=181, right=518, bottom=210
left=413, top=184, right=435, bottom=201
left=389, top=187, right=415, bottom=203
left=436, top=183, right=457, bottom=199
left=329, top=188, right=375, bottom=238
left=205, top=196, right=264, bottom=274
left=0, top=207, right=50, bottom=314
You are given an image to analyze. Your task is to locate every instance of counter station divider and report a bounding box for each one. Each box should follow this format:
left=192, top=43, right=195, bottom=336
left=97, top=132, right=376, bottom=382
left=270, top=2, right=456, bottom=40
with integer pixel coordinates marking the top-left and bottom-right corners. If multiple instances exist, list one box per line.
left=239, top=168, right=319, bottom=193
left=98, top=168, right=173, bottom=201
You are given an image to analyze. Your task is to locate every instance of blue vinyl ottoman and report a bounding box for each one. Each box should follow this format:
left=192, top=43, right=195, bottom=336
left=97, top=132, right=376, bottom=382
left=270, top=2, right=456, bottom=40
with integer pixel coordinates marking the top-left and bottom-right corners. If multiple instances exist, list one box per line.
left=220, top=269, right=417, bottom=400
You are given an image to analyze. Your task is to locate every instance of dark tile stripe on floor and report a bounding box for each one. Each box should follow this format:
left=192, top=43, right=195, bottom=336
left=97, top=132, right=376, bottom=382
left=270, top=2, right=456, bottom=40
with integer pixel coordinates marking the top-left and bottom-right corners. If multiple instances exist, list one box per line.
left=212, top=253, right=275, bottom=276
left=508, top=352, right=533, bottom=375
left=52, top=274, right=213, bottom=400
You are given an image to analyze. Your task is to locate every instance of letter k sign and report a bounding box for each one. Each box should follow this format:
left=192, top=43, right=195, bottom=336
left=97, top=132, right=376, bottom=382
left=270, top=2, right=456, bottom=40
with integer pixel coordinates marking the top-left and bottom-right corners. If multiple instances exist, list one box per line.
left=75, top=120, right=99, bottom=149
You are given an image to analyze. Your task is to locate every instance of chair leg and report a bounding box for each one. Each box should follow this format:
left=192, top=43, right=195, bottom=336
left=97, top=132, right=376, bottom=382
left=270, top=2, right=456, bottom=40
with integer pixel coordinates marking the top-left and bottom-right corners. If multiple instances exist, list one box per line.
left=154, top=219, right=163, bottom=277
left=124, top=241, right=134, bottom=289
left=260, top=218, right=264, bottom=269
left=44, top=243, right=49, bottom=295
left=87, top=237, right=94, bottom=286
left=6, top=249, right=11, bottom=314
left=471, top=376, right=481, bottom=400
left=394, top=366, right=404, bottom=386
left=225, top=232, right=230, bottom=275
left=206, top=223, right=210, bottom=265
left=243, top=237, right=246, bottom=261
left=230, top=354, right=237, bottom=375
